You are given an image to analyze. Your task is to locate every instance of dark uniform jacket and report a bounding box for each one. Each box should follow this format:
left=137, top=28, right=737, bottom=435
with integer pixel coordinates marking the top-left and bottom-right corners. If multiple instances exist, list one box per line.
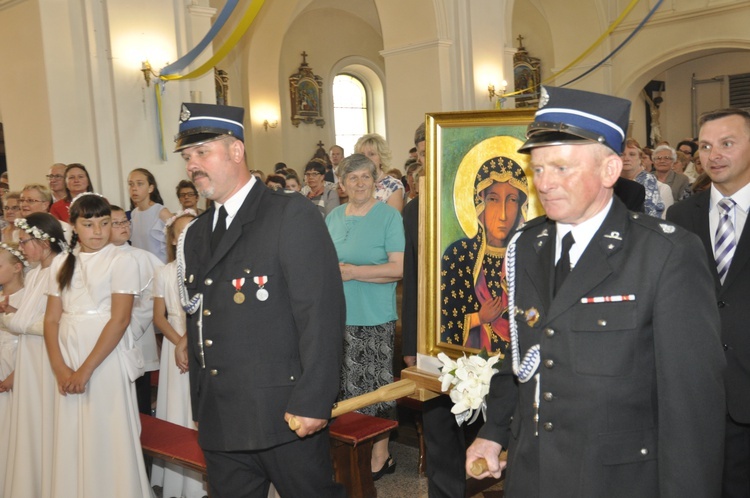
left=668, top=189, right=750, bottom=422
left=479, top=198, right=726, bottom=498
left=183, top=182, right=345, bottom=451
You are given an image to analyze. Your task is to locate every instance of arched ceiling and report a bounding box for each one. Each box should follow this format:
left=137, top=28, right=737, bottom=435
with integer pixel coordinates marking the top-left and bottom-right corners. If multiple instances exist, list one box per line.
left=294, top=0, right=381, bottom=36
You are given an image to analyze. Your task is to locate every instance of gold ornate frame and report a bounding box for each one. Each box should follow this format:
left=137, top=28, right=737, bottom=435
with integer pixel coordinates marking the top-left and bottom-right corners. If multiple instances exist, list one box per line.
left=419, top=109, right=543, bottom=360
left=289, top=52, right=325, bottom=128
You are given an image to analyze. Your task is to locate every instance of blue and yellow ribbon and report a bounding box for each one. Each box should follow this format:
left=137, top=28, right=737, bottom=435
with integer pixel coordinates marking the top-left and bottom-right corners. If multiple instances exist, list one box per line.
left=153, top=0, right=266, bottom=158
left=506, top=0, right=653, bottom=98
left=159, top=0, right=266, bottom=82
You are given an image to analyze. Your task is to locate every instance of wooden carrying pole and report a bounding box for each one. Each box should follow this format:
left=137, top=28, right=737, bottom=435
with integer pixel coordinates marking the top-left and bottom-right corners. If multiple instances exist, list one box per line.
left=287, top=379, right=417, bottom=431
left=469, top=452, right=507, bottom=476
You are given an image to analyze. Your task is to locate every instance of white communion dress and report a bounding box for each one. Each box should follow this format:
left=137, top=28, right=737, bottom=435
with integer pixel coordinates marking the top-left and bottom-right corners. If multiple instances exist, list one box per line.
left=4, top=264, right=56, bottom=498
left=0, top=287, right=25, bottom=495
left=47, top=245, right=153, bottom=498
left=150, top=261, right=206, bottom=497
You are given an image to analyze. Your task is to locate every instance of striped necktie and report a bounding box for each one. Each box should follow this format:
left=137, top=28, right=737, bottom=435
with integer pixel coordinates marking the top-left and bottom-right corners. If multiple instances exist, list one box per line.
left=715, top=197, right=736, bottom=284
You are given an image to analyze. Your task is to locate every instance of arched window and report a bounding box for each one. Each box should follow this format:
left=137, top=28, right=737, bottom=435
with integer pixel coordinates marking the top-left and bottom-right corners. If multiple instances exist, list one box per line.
left=332, top=74, right=368, bottom=157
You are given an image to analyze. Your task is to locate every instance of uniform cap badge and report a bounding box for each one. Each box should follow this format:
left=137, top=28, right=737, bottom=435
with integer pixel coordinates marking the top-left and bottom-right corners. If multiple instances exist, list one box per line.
left=179, top=104, right=191, bottom=122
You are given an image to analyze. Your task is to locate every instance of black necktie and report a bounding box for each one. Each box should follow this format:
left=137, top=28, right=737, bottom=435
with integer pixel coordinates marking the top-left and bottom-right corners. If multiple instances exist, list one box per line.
left=210, top=205, right=227, bottom=254
left=554, top=232, right=575, bottom=296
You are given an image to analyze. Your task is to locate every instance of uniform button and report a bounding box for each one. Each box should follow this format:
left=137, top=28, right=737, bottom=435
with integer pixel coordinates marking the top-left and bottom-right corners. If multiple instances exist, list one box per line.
left=544, top=328, right=555, bottom=337
left=244, top=268, right=251, bottom=274
left=210, top=369, right=218, bottom=376
left=597, top=319, right=607, bottom=327
left=544, top=359, right=554, bottom=369
left=543, top=422, right=554, bottom=432
left=640, top=448, right=648, bottom=456
left=204, top=339, right=213, bottom=347
left=203, top=309, right=212, bottom=316
left=543, top=392, right=554, bottom=402
left=723, top=344, right=729, bottom=351
left=205, top=278, right=213, bottom=286
left=718, top=300, right=726, bottom=308
left=290, top=375, right=296, bottom=381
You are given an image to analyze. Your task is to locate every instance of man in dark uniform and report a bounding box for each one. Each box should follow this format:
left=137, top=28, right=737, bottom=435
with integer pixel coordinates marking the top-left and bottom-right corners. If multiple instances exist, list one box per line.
left=402, top=122, right=483, bottom=497
left=466, top=86, right=726, bottom=497
left=667, top=108, right=750, bottom=497
left=174, top=103, right=346, bottom=498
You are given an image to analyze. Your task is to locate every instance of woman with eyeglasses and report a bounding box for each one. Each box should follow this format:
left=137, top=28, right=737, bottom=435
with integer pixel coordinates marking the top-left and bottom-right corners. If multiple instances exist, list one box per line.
left=18, top=184, right=52, bottom=218
left=49, top=164, right=95, bottom=223
left=20, top=184, right=73, bottom=244
left=652, top=144, right=691, bottom=203
left=301, top=160, right=339, bottom=217
left=2, top=192, right=21, bottom=243
left=175, top=180, right=203, bottom=214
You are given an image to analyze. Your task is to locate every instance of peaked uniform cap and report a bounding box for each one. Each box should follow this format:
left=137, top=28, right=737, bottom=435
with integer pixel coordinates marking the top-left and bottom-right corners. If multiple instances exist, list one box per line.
left=518, top=86, right=631, bottom=154
left=174, top=103, right=245, bottom=152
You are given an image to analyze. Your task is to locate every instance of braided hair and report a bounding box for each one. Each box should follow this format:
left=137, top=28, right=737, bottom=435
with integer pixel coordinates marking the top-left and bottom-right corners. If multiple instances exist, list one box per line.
left=57, top=195, right=111, bottom=290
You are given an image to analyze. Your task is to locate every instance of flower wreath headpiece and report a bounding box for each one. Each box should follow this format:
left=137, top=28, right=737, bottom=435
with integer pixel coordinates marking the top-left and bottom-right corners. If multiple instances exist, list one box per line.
left=14, top=218, right=69, bottom=253
left=0, top=242, right=29, bottom=268
left=164, top=208, right=198, bottom=234
left=68, top=191, right=104, bottom=211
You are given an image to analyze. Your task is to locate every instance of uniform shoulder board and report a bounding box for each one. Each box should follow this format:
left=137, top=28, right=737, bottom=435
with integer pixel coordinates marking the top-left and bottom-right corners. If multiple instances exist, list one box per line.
left=628, top=212, right=679, bottom=236
left=515, top=215, right=548, bottom=233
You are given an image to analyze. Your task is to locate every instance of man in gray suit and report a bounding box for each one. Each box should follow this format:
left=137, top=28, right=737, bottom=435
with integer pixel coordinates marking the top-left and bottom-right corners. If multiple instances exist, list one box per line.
left=174, top=103, right=346, bottom=498
left=466, top=86, right=726, bottom=497
left=668, top=108, right=750, bottom=497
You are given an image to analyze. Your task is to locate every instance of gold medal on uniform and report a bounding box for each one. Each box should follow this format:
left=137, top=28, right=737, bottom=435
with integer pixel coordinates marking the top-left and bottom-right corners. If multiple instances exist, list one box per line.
left=525, top=307, right=540, bottom=327
left=232, top=278, right=246, bottom=304
left=516, top=307, right=540, bottom=327
left=254, top=275, right=269, bottom=302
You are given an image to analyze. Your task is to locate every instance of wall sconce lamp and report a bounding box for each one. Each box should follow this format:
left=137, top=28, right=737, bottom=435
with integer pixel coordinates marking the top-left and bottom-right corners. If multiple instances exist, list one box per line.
left=488, top=80, right=508, bottom=109
left=263, top=119, right=278, bottom=131
left=141, top=61, right=158, bottom=87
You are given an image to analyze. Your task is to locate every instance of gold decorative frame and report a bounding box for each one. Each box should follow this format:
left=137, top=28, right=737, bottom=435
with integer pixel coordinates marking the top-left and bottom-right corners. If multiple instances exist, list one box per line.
left=513, top=35, right=541, bottom=108
left=419, top=109, right=543, bottom=359
left=214, top=68, right=229, bottom=105
left=289, top=52, right=325, bottom=128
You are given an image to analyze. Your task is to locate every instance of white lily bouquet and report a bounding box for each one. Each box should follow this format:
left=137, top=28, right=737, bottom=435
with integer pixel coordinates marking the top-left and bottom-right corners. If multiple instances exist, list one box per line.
left=437, top=350, right=501, bottom=426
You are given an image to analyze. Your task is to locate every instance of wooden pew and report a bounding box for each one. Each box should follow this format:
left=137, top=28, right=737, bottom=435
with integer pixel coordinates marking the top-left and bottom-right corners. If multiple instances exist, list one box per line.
left=139, top=411, right=398, bottom=497
left=329, top=412, right=399, bottom=498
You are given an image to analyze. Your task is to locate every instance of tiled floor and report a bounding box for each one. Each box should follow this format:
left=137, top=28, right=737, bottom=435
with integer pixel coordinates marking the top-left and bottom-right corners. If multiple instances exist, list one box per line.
left=376, top=407, right=504, bottom=498
left=375, top=441, right=504, bottom=498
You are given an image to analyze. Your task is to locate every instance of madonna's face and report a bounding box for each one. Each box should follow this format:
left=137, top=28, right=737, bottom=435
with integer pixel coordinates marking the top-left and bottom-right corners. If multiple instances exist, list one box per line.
left=480, top=181, right=522, bottom=248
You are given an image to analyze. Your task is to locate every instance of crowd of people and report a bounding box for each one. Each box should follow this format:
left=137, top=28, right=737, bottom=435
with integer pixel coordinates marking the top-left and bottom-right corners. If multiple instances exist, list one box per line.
left=0, top=107, right=422, bottom=497
left=0, top=88, right=747, bottom=498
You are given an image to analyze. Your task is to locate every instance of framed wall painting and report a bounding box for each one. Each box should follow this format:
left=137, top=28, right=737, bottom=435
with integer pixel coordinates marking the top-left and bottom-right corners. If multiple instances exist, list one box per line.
left=513, top=36, right=542, bottom=108
left=289, top=51, right=325, bottom=128
left=418, top=109, right=544, bottom=365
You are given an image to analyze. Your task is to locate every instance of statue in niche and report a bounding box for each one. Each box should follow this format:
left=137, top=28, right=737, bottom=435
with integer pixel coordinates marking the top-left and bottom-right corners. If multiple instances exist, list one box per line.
left=642, top=90, right=663, bottom=146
